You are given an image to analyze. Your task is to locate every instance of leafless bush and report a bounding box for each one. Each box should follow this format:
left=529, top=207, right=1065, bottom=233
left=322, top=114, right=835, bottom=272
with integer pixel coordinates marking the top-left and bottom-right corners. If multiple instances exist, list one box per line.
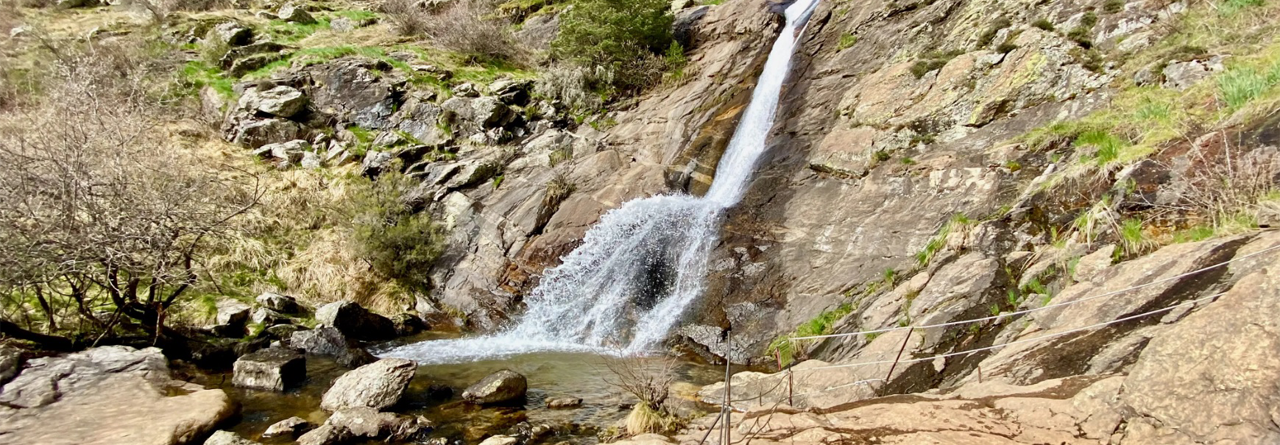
left=1167, top=138, right=1279, bottom=226
left=381, top=0, right=519, bottom=61
left=0, top=40, right=259, bottom=343
left=602, top=356, right=679, bottom=434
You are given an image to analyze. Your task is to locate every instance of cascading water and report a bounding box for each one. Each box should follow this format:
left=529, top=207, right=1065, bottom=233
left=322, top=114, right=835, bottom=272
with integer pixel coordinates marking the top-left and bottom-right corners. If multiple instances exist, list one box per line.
left=382, top=0, right=820, bottom=364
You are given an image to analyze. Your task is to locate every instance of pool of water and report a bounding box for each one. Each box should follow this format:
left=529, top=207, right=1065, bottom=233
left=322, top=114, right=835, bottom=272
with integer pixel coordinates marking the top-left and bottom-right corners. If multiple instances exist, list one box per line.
left=190, top=333, right=729, bottom=444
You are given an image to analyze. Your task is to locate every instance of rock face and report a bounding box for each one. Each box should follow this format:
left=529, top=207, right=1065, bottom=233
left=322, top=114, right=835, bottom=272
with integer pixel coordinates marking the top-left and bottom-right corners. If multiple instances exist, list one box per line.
left=232, top=347, right=306, bottom=391
left=320, top=358, right=417, bottom=411
left=462, top=369, right=528, bottom=405
left=316, top=300, right=398, bottom=341
left=288, top=327, right=376, bottom=367
left=0, top=346, right=234, bottom=445
left=238, top=86, right=308, bottom=118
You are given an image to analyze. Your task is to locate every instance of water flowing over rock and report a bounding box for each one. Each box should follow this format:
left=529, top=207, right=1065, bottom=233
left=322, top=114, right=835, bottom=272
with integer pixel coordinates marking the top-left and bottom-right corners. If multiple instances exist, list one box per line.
left=382, top=0, right=823, bottom=364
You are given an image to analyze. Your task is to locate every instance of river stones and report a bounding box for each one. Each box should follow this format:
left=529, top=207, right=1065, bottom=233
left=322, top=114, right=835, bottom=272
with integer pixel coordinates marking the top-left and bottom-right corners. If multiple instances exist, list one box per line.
left=288, top=327, right=376, bottom=367
left=326, top=407, right=433, bottom=440
left=546, top=397, right=582, bottom=409
left=321, top=358, right=417, bottom=411
left=297, top=424, right=351, bottom=445
left=479, top=435, right=519, bottom=445
left=204, top=430, right=261, bottom=445
left=462, top=369, right=528, bottom=405
left=262, top=416, right=311, bottom=439
left=232, top=347, right=306, bottom=392
left=316, top=300, right=398, bottom=341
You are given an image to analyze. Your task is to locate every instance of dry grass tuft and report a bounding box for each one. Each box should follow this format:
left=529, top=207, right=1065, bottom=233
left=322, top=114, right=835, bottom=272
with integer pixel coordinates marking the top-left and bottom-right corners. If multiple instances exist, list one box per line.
left=380, top=0, right=520, bottom=61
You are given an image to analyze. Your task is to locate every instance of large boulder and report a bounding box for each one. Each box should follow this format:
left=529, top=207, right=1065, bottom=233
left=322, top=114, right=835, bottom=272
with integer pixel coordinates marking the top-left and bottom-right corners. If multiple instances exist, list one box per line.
left=326, top=407, right=433, bottom=440
left=0, top=346, right=234, bottom=444
left=203, top=430, right=261, bottom=445
left=211, top=22, right=252, bottom=47
left=278, top=3, right=317, bottom=24
left=256, top=292, right=301, bottom=313
left=308, top=58, right=400, bottom=129
left=462, top=370, right=528, bottom=405
left=214, top=299, right=251, bottom=331
left=238, top=86, right=308, bottom=118
left=253, top=139, right=310, bottom=164
left=232, top=347, right=306, bottom=392
left=288, top=327, right=376, bottom=367
left=320, top=358, right=417, bottom=411
left=315, top=300, right=397, bottom=341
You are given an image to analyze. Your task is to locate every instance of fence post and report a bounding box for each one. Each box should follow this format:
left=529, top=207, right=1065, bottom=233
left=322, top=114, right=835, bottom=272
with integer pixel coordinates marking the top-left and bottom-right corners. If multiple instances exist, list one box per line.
left=884, top=327, right=914, bottom=385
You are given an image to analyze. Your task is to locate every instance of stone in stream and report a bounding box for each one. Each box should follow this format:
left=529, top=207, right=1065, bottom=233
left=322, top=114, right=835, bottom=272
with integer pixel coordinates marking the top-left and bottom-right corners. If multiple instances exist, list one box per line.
left=232, top=347, right=306, bottom=391
left=262, top=416, right=311, bottom=439
left=462, top=369, right=528, bottom=405
left=479, top=435, right=519, bottom=445
left=315, top=300, right=398, bottom=341
left=297, top=424, right=351, bottom=445
left=326, top=407, right=433, bottom=440
left=546, top=397, right=583, bottom=409
left=204, top=430, right=261, bottom=445
left=321, top=358, right=417, bottom=411
left=288, top=326, right=377, bottom=367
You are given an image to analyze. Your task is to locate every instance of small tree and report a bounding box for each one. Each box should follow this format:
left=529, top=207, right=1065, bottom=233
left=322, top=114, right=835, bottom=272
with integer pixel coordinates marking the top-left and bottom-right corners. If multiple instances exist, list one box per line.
left=551, top=0, right=674, bottom=93
left=0, top=40, right=259, bottom=346
left=348, top=170, right=446, bottom=292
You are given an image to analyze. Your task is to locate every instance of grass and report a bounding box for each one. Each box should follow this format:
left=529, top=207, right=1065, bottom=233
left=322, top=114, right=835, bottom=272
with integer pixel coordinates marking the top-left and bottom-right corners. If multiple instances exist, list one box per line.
left=1217, top=59, right=1280, bottom=110
left=838, top=33, right=859, bottom=50
left=1220, top=0, right=1265, bottom=15
left=180, top=61, right=235, bottom=98
left=767, top=303, right=855, bottom=366
left=914, top=213, right=973, bottom=267
left=1118, top=217, right=1154, bottom=257
left=264, top=18, right=333, bottom=44
left=1032, top=18, right=1055, bottom=31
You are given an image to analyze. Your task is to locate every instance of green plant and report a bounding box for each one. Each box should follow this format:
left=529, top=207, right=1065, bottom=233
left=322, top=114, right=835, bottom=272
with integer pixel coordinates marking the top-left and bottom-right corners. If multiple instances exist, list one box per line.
left=1032, top=18, right=1055, bottom=31
left=838, top=32, right=859, bottom=50
left=996, top=42, right=1019, bottom=54
left=976, top=17, right=1012, bottom=48
left=1104, top=0, right=1124, bottom=13
left=1219, top=0, right=1264, bottom=15
left=1217, top=61, right=1280, bottom=110
left=873, top=149, right=892, bottom=162
left=767, top=303, right=855, bottom=366
left=551, top=0, right=674, bottom=93
left=900, top=157, right=917, bottom=165
left=915, top=213, right=973, bottom=267
left=664, top=41, right=688, bottom=82
left=1118, top=217, right=1153, bottom=256
left=349, top=171, right=447, bottom=291
left=1074, top=130, right=1128, bottom=167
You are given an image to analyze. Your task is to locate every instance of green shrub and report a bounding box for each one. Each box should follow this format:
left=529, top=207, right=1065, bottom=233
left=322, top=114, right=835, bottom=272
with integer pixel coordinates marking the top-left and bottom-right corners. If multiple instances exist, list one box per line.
left=551, top=0, right=674, bottom=93
left=349, top=171, right=446, bottom=291
left=838, top=32, right=859, bottom=50
left=1032, top=18, right=1055, bottom=31
left=1103, top=0, right=1124, bottom=13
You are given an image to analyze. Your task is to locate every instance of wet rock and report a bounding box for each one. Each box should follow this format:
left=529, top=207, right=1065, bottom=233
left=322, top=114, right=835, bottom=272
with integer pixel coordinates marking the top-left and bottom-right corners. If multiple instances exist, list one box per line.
left=316, top=300, right=397, bottom=341
left=278, top=3, right=316, bottom=24
left=462, top=370, right=528, bottom=405
left=297, top=424, right=351, bottom=445
left=546, top=397, right=582, bottom=409
left=211, top=22, right=252, bottom=47
left=204, top=430, right=261, bottom=445
left=0, top=346, right=234, bottom=444
left=289, top=327, right=376, bottom=367
left=327, top=407, right=433, bottom=440
left=391, top=313, right=427, bottom=336
left=256, top=292, right=300, bottom=313
left=479, top=435, right=519, bottom=445
left=680, top=324, right=752, bottom=364
left=262, top=416, right=311, bottom=439
left=232, top=347, right=305, bottom=392
left=230, top=118, right=302, bottom=149
left=0, top=345, right=22, bottom=385
left=321, top=358, right=417, bottom=411
left=238, top=86, right=308, bottom=118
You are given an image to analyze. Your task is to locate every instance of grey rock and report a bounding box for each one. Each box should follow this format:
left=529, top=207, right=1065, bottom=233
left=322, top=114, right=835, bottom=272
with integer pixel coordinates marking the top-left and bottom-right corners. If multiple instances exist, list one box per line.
left=278, top=3, right=317, bottom=24
left=680, top=324, right=753, bottom=364
left=462, top=369, right=527, bottom=405
left=488, top=79, right=532, bottom=105
left=452, top=82, right=480, bottom=97
left=262, top=416, right=311, bottom=439
left=232, top=347, right=305, bottom=392
left=204, top=430, right=261, bottom=445
left=301, top=151, right=323, bottom=169
left=1162, top=57, right=1224, bottom=90
left=265, top=324, right=303, bottom=339
left=297, top=424, right=351, bottom=445
left=479, top=435, right=519, bottom=445
left=230, top=118, right=301, bottom=149
left=309, top=58, right=399, bottom=129
left=471, top=96, right=513, bottom=128
left=360, top=151, right=395, bottom=178
left=391, top=313, right=426, bottom=336
left=320, top=358, right=417, bottom=412
left=256, top=292, right=300, bottom=313
left=260, top=139, right=310, bottom=163
left=219, top=42, right=287, bottom=70
left=228, top=52, right=288, bottom=77
left=238, top=85, right=308, bottom=118
left=212, top=22, right=252, bottom=47
left=326, top=407, right=433, bottom=440
left=316, top=300, right=397, bottom=341
left=546, top=397, right=582, bottom=409
left=0, top=345, right=22, bottom=385
left=288, top=327, right=376, bottom=367
left=216, top=299, right=251, bottom=327
left=251, top=307, right=289, bottom=325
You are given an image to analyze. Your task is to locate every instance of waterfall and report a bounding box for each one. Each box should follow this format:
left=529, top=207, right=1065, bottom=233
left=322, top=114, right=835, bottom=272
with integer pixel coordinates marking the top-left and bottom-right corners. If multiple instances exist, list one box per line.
left=382, top=0, right=820, bottom=364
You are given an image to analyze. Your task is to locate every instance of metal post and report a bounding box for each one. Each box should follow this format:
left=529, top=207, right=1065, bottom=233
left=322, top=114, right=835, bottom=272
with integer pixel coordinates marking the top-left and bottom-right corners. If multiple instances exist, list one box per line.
left=723, top=330, right=732, bottom=445
left=884, top=327, right=914, bottom=384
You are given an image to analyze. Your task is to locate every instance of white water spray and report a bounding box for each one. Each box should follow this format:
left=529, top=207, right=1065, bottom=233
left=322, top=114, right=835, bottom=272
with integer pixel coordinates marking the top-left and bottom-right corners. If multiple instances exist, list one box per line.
left=383, top=0, right=820, bottom=364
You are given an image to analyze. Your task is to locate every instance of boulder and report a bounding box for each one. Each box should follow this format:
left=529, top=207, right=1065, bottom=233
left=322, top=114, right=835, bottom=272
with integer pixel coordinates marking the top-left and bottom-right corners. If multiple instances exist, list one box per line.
left=391, top=313, right=426, bottom=336
left=215, top=299, right=251, bottom=327
left=1161, top=56, right=1225, bottom=90
left=230, top=118, right=301, bottom=149
left=301, top=151, right=323, bottom=169
left=360, top=150, right=394, bottom=178
left=262, top=416, right=311, bottom=439
left=488, top=79, right=531, bottom=105
left=278, top=3, right=317, bottom=24
left=316, top=300, right=397, bottom=341
left=204, top=430, right=260, bottom=445
left=462, top=370, right=528, bottom=405
left=250, top=307, right=289, bottom=325
left=479, top=435, right=519, bottom=445
left=256, top=139, right=310, bottom=163
left=297, top=424, right=351, bottom=445
left=1, top=344, right=24, bottom=385
left=238, top=86, right=308, bottom=118
left=265, top=324, right=303, bottom=339
left=288, top=327, right=376, bottom=367
left=228, top=52, right=289, bottom=77
left=232, top=347, right=306, bottom=392
left=211, top=22, right=252, bottom=47
left=326, top=407, right=433, bottom=440
left=308, top=58, right=399, bottom=129
left=253, top=293, right=295, bottom=313
left=0, top=346, right=234, bottom=444
left=320, top=358, right=417, bottom=411
left=546, top=397, right=582, bottom=409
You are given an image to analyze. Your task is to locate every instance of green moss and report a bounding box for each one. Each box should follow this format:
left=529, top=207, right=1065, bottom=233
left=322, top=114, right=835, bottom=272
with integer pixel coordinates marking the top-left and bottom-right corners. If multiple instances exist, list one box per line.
left=838, top=32, right=859, bottom=50
left=1219, top=0, right=1264, bottom=15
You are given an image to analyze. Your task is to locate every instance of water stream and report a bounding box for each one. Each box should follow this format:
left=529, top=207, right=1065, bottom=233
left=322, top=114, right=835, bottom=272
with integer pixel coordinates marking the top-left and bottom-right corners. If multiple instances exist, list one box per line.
left=384, top=0, right=821, bottom=365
